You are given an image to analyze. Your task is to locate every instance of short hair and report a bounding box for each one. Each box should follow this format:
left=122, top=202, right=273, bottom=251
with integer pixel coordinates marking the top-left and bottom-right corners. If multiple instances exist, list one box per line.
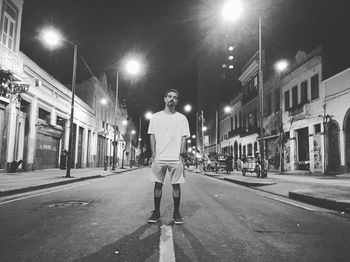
left=164, top=89, right=180, bottom=98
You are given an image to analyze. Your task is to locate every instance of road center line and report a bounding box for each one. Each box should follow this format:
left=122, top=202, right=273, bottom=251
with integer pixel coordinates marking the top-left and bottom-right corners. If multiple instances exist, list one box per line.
left=159, top=225, right=175, bottom=262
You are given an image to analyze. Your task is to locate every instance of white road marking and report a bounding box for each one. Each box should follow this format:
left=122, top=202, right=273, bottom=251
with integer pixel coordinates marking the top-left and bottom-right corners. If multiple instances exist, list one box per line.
left=159, top=225, right=175, bottom=262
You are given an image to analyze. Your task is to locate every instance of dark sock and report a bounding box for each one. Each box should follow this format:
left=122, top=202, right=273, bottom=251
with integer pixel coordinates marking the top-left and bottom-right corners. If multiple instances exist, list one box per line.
left=154, top=197, right=161, bottom=212
left=173, top=197, right=180, bottom=214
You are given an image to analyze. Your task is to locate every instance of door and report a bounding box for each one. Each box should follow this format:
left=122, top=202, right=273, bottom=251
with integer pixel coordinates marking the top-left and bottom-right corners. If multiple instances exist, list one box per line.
left=297, top=127, right=309, bottom=169
left=327, top=122, right=340, bottom=172
left=35, top=133, right=60, bottom=169
left=345, top=115, right=350, bottom=171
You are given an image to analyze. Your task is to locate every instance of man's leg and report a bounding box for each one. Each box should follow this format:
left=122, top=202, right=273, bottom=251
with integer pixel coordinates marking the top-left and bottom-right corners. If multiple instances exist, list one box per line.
left=172, top=184, right=183, bottom=224
left=148, top=182, right=163, bottom=223
left=154, top=182, right=163, bottom=212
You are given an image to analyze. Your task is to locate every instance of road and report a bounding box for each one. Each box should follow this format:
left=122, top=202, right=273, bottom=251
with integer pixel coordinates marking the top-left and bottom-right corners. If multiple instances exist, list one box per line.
left=0, top=168, right=349, bottom=262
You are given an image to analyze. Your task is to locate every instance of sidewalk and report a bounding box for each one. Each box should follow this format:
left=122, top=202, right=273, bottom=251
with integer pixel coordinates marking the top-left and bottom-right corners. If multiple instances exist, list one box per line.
left=0, top=166, right=140, bottom=197
left=188, top=166, right=350, bottom=213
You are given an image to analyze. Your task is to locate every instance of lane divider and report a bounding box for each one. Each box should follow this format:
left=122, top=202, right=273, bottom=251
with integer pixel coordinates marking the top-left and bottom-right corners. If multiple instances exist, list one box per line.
left=159, top=225, right=175, bottom=262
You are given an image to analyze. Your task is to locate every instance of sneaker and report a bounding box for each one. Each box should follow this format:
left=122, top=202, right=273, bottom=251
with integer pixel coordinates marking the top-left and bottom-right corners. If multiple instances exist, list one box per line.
left=173, top=212, right=184, bottom=225
left=148, top=210, right=160, bottom=223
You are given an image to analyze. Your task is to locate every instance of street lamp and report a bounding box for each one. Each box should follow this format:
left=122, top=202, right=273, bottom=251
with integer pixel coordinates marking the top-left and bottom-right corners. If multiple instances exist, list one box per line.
left=184, top=104, right=192, bottom=113
left=221, top=0, right=244, bottom=22
left=145, top=111, right=152, bottom=120
left=112, top=58, right=143, bottom=171
left=40, top=27, right=77, bottom=178
left=130, top=130, right=136, bottom=167
left=275, top=59, right=289, bottom=174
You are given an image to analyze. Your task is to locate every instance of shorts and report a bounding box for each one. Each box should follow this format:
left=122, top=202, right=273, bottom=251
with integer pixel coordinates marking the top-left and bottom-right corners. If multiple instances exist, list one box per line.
left=151, top=160, right=185, bottom=184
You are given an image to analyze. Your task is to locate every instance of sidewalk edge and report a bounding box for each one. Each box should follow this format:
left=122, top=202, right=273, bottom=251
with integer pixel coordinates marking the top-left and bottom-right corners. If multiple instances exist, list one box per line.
left=289, top=191, right=350, bottom=212
left=0, top=175, right=103, bottom=197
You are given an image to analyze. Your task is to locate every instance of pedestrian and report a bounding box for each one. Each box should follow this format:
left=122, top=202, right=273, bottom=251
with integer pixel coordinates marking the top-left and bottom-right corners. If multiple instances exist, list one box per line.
left=147, top=89, right=190, bottom=224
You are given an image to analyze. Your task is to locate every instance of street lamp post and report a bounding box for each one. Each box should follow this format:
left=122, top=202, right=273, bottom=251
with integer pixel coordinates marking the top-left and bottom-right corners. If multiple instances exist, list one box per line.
left=111, top=59, right=143, bottom=171
left=40, top=28, right=77, bottom=178
left=258, top=16, right=266, bottom=176
left=275, top=59, right=289, bottom=174
left=130, top=130, right=136, bottom=167
left=112, top=72, right=119, bottom=171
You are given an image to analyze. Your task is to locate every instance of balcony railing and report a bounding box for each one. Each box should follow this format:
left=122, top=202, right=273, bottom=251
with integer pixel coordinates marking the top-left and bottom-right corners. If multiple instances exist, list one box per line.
left=0, top=43, right=24, bottom=76
left=241, top=125, right=260, bottom=137
left=228, top=127, right=242, bottom=138
left=287, top=103, right=309, bottom=117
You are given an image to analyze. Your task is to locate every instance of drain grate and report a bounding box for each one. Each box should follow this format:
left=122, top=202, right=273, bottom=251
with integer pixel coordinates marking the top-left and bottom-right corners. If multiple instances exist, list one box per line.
left=47, top=201, right=90, bottom=208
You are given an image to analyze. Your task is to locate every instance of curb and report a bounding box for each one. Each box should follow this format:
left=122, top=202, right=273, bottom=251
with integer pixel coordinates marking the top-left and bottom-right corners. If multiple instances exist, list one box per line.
left=0, top=167, right=142, bottom=197
left=289, top=191, right=350, bottom=212
left=0, top=175, right=103, bottom=197
left=223, top=177, right=276, bottom=187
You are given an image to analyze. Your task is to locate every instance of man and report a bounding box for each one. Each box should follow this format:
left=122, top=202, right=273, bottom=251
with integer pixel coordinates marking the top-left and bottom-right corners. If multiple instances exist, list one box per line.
left=147, top=89, right=190, bottom=224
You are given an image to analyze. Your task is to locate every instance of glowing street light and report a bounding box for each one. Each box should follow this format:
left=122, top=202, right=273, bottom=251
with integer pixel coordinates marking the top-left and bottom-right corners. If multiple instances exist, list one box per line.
left=40, top=27, right=77, bottom=178
left=184, top=104, right=192, bottom=113
left=275, top=60, right=289, bottom=73
left=222, top=0, right=244, bottom=23
left=202, top=126, right=207, bottom=132
left=224, top=105, right=232, bottom=113
left=40, top=27, right=62, bottom=49
left=100, top=98, right=107, bottom=105
left=145, top=111, right=153, bottom=120
left=125, top=59, right=142, bottom=76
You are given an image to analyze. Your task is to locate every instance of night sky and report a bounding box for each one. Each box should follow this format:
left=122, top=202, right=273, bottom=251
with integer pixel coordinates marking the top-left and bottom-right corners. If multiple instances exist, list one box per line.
left=20, top=0, right=350, bottom=136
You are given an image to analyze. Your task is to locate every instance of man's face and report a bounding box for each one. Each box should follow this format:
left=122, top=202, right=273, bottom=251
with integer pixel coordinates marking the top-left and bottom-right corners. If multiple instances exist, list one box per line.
left=164, top=91, right=179, bottom=108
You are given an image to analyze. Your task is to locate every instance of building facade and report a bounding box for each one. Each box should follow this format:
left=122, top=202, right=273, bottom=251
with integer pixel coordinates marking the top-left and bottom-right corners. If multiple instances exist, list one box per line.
left=281, top=48, right=323, bottom=173
left=322, top=67, right=350, bottom=173
left=0, top=0, right=131, bottom=172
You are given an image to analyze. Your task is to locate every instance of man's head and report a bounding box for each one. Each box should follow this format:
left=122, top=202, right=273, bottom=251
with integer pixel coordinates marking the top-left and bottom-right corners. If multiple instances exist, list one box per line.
left=164, top=89, right=179, bottom=109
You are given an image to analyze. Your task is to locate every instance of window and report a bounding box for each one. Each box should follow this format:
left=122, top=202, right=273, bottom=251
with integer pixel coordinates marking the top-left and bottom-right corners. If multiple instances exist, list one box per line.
left=247, top=144, right=252, bottom=156
left=292, top=86, right=298, bottom=107
left=314, top=124, right=321, bottom=134
left=243, top=115, right=246, bottom=130
left=230, top=117, right=233, bottom=130
left=254, top=142, right=258, bottom=153
left=234, top=114, right=237, bottom=129
left=56, top=116, right=65, bottom=128
left=311, top=74, right=319, bottom=100
left=301, top=80, right=308, bottom=104
left=38, top=108, right=50, bottom=123
left=1, top=2, right=17, bottom=50
left=274, top=89, right=280, bottom=112
left=284, top=90, right=290, bottom=111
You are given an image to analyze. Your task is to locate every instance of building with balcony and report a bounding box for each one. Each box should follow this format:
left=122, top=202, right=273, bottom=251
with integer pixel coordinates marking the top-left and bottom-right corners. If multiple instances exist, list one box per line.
left=238, top=51, right=261, bottom=158
left=0, top=0, right=25, bottom=171
left=281, top=48, right=323, bottom=172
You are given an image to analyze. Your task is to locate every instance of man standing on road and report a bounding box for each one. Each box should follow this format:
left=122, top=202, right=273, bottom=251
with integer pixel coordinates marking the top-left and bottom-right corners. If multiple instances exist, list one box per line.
left=147, top=89, right=190, bottom=224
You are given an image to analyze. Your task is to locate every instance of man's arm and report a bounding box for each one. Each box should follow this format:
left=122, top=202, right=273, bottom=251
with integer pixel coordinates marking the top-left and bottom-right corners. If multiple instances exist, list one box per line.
left=150, top=134, right=156, bottom=161
left=179, top=135, right=187, bottom=160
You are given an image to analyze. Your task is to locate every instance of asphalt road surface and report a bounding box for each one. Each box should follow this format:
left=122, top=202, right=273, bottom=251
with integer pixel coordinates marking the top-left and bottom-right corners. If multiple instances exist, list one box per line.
left=0, top=168, right=349, bottom=262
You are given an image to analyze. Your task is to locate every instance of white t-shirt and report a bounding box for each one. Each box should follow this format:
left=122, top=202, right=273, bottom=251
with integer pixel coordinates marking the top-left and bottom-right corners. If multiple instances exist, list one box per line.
left=148, top=111, right=190, bottom=161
